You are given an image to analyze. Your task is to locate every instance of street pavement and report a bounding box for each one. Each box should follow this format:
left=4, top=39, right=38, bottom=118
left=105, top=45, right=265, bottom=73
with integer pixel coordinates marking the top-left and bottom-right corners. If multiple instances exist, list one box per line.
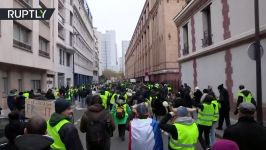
left=73, top=108, right=203, bottom=150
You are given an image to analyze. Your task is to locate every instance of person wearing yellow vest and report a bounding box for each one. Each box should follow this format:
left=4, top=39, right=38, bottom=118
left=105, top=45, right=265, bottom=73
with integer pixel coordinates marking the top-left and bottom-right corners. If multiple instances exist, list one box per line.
left=234, top=85, right=256, bottom=115
left=47, top=99, right=84, bottom=150
left=210, top=96, right=220, bottom=147
left=111, top=96, right=131, bottom=141
left=196, top=95, right=215, bottom=150
left=23, top=91, right=30, bottom=100
left=110, top=91, right=119, bottom=110
left=99, top=90, right=108, bottom=109
left=159, top=106, right=199, bottom=150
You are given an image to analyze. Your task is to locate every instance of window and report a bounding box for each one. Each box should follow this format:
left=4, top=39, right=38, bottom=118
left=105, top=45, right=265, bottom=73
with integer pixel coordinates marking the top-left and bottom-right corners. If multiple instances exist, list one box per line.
left=66, top=53, right=71, bottom=67
left=70, top=12, right=73, bottom=26
left=66, top=78, right=71, bottom=86
left=18, top=79, right=22, bottom=92
left=2, top=77, right=8, bottom=95
left=59, top=49, right=65, bottom=65
left=31, top=80, right=41, bottom=91
left=39, top=37, right=50, bottom=57
left=202, top=5, right=212, bottom=47
left=0, top=21, right=1, bottom=37
left=59, top=49, right=62, bottom=64
left=182, top=24, right=189, bottom=55
left=13, top=23, right=31, bottom=50
left=70, top=32, right=73, bottom=46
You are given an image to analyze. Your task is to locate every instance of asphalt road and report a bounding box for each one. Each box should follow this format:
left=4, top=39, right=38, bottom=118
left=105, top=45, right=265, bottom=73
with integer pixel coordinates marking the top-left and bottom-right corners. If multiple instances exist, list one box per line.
left=73, top=108, right=203, bottom=150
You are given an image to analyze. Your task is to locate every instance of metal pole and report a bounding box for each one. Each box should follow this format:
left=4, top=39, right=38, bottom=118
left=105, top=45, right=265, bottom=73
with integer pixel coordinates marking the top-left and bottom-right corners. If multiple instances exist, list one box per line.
left=254, top=0, right=263, bottom=125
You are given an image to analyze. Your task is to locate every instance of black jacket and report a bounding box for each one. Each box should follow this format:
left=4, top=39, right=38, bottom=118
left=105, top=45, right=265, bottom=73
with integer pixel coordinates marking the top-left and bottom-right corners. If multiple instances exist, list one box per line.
left=15, top=134, right=53, bottom=150
left=7, top=96, right=17, bottom=111
left=80, top=103, right=115, bottom=149
left=15, top=96, right=25, bottom=111
left=218, top=88, right=230, bottom=112
left=223, top=116, right=266, bottom=150
left=193, top=90, right=202, bottom=104
left=48, top=113, right=84, bottom=150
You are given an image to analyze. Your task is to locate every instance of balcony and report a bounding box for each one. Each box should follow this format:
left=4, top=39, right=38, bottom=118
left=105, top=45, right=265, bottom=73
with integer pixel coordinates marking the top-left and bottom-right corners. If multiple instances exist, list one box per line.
left=58, top=0, right=65, bottom=9
left=15, top=0, right=32, bottom=8
left=39, top=50, right=50, bottom=58
left=58, top=13, right=65, bottom=26
left=201, top=31, right=213, bottom=48
left=183, top=43, right=189, bottom=55
left=13, top=39, right=32, bottom=52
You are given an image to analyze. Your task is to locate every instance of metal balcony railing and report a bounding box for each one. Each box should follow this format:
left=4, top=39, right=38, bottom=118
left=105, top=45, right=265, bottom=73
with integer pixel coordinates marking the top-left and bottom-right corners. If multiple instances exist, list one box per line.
left=183, top=43, right=189, bottom=55
left=13, top=39, right=32, bottom=51
left=39, top=50, right=50, bottom=58
left=58, top=13, right=65, bottom=25
left=201, top=31, right=213, bottom=47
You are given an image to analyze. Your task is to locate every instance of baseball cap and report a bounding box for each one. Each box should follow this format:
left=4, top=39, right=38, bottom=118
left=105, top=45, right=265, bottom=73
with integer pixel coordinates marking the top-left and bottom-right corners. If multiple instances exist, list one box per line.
left=238, top=102, right=256, bottom=114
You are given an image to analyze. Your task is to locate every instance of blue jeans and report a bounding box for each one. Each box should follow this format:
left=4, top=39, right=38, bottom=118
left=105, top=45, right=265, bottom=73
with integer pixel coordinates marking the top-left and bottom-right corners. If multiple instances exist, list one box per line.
left=209, top=121, right=217, bottom=146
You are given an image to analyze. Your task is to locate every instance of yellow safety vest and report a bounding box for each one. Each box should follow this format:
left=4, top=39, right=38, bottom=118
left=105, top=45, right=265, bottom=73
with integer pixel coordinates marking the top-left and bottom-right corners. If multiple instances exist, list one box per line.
left=111, top=93, right=119, bottom=105
left=47, top=119, right=70, bottom=150
left=238, top=92, right=253, bottom=103
left=169, top=122, right=199, bottom=150
left=211, top=100, right=219, bottom=122
left=197, top=103, right=215, bottom=126
left=23, top=92, right=29, bottom=100
left=100, top=94, right=108, bottom=109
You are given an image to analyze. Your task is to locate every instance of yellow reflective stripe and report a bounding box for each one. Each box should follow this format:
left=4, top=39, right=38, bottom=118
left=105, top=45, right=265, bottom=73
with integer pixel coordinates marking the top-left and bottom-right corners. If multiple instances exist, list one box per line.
left=198, top=112, right=214, bottom=116
left=170, top=138, right=196, bottom=147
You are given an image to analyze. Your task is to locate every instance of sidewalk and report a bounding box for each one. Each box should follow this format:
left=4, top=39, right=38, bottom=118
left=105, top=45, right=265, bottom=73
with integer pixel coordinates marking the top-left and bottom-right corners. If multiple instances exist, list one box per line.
left=215, top=117, right=238, bottom=139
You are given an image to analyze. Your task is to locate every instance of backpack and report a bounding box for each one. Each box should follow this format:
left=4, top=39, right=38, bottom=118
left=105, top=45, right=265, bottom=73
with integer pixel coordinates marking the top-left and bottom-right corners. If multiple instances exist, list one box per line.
left=116, top=104, right=125, bottom=119
left=86, top=111, right=109, bottom=143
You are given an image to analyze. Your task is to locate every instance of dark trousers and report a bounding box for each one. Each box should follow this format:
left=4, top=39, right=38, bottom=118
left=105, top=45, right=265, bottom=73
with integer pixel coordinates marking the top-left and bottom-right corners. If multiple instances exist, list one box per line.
left=218, top=110, right=231, bottom=128
left=87, top=138, right=110, bottom=150
left=198, top=124, right=211, bottom=150
left=118, top=124, right=126, bottom=138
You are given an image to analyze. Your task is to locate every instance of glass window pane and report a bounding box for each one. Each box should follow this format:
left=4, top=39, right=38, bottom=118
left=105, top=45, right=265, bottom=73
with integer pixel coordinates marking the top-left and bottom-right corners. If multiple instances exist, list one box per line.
left=13, top=24, right=20, bottom=41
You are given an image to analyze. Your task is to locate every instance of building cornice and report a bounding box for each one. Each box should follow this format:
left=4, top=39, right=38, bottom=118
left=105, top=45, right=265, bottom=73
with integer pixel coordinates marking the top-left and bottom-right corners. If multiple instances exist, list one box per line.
left=73, top=5, right=94, bottom=41
left=178, top=25, right=266, bottom=63
left=149, top=68, right=179, bottom=75
left=173, top=0, right=211, bottom=27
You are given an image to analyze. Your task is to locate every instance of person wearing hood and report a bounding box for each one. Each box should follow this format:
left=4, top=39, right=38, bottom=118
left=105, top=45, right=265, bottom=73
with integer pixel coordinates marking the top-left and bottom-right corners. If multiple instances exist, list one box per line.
left=159, top=106, right=199, bottom=150
left=47, top=99, right=83, bottom=150
left=234, top=85, right=256, bottom=115
left=15, top=116, right=53, bottom=150
left=196, top=95, right=216, bottom=150
left=80, top=95, right=115, bottom=150
left=129, top=103, right=163, bottom=150
left=217, top=84, right=231, bottom=130
left=193, top=87, right=203, bottom=104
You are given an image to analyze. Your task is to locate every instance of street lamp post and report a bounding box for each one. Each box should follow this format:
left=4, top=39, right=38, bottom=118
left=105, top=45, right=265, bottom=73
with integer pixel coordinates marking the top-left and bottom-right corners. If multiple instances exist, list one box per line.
left=254, top=0, right=263, bottom=125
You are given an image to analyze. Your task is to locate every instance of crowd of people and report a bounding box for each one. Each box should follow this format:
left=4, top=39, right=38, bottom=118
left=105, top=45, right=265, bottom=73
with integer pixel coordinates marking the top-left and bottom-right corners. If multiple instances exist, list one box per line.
left=1, top=81, right=266, bottom=150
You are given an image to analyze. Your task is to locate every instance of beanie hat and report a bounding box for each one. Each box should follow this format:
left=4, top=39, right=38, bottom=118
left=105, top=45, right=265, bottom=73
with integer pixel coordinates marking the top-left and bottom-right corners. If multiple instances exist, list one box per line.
left=238, top=102, right=256, bottom=114
left=173, top=106, right=188, bottom=117
left=55, top=99, right=71, bottom=114
left=218, top=84, right=224, bottom=90
left=212, top=139, right=239, bottom=150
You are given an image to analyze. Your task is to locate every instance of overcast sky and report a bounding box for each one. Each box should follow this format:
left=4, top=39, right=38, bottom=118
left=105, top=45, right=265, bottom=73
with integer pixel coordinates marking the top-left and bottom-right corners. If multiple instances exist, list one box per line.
left=86, top=0, right=145, bottom=58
